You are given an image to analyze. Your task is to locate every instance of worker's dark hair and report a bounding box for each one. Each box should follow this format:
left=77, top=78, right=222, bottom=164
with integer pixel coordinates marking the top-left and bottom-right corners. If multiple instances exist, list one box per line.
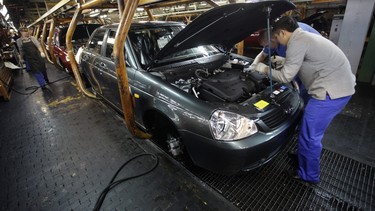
left=272, top=16, right=299, bottom=35
left=19, top=27, right=29, bottom=32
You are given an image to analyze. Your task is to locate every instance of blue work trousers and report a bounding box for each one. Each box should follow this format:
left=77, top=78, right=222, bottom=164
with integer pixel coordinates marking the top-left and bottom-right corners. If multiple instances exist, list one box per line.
left=298, top=95, right=351, bottom=183
left=34, top=71, right=46, bottom=87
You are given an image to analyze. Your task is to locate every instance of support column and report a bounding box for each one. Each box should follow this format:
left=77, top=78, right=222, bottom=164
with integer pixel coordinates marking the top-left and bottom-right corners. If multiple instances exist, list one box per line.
left=337, top=0, right=375, bottom=75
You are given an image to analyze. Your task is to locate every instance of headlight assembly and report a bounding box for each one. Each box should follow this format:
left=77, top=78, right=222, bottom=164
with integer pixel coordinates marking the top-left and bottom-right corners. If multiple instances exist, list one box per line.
left=209, top=110, right=258, bottom=141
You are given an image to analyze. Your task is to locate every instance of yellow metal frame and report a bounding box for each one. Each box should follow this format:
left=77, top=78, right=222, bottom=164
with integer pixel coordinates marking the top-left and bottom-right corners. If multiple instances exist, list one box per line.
left=24, top=0, right=221, bottom=138
left=40, top=20, right=54, bottom=64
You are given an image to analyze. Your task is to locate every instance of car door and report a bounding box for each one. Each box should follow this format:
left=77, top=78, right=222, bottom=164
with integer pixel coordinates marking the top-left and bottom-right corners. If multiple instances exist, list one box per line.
left=98, top=29, right=137, bottom=111
left=82, top=28, right=107, bottom=94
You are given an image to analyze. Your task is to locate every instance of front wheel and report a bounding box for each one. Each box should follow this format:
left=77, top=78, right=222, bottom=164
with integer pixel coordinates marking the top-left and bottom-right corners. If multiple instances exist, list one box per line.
left=146, top=114, right=187, bottom=160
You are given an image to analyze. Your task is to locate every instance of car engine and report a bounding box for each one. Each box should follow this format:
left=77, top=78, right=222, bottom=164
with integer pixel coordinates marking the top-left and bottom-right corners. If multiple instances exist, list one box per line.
left=171, top=58, right=269, bottom=103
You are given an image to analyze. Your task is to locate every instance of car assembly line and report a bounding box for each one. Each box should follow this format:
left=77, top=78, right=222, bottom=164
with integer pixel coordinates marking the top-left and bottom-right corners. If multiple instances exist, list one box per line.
left=0, top=0, right=374, bottom=210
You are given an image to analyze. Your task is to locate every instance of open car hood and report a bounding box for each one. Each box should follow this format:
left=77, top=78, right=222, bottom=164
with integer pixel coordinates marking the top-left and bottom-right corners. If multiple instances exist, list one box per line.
left=156, top=0, right=295, bottom=60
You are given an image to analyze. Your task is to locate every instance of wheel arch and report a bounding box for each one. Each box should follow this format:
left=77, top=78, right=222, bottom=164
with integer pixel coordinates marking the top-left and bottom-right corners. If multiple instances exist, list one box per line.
left=142, top=109, right=179, bottom=136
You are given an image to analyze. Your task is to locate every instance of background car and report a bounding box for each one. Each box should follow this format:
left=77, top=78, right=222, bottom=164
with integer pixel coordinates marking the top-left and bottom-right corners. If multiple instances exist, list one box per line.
left=244, top=30, right=261, bottom=48
left=53, top=23, right=101, bottom=73
left=80, top=1, right=302, bottom=175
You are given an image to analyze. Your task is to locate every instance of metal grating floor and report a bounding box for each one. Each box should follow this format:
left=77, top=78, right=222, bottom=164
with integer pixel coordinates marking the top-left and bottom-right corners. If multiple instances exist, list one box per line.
left=176, top=135, right=375, bottom=210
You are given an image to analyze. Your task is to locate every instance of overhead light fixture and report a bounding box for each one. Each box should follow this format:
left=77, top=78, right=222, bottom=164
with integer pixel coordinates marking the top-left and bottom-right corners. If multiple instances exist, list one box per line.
left=89, top=9, right=100, bottom=17
left=136, top=8, right=144, bottom=12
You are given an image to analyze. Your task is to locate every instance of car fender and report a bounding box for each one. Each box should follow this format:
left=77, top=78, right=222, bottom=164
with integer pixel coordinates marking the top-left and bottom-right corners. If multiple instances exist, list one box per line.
left=131, top=70, right=214, bottom=139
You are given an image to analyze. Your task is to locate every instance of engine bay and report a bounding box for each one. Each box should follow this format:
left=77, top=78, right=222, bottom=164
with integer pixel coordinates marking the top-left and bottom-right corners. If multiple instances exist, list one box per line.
left=170, top=58, right=270, bottom=103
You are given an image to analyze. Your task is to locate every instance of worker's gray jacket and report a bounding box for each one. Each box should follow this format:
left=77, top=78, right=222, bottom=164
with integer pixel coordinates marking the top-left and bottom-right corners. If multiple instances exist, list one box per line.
left=271, top=28, right=356, bottom=100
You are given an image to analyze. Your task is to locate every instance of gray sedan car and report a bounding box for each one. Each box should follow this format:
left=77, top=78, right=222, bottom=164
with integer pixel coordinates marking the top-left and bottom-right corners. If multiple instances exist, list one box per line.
left=80, top=1, right=302, bottom=175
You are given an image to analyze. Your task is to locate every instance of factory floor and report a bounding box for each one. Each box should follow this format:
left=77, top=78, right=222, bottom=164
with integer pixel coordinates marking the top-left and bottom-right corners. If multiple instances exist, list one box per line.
left=0, top=63, right=374, bottom=210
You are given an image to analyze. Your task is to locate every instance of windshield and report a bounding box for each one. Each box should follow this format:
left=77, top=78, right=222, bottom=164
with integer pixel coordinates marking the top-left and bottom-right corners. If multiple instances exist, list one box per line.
left=161, top=45, right=220, bottom=64
left=128, top=25, right=221, bottom=68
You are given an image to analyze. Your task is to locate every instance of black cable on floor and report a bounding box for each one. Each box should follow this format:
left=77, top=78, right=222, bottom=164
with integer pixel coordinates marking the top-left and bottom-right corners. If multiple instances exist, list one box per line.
left=93, top=153, right=159, bottom=211
left=0, top=75, right=71, bottom=95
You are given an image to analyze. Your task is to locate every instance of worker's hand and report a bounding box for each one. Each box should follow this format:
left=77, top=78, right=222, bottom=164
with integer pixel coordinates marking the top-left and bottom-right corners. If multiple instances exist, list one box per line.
left=249, top=63, right=257, bottom=70
left=255, top=63, right=269, bottom=75
left=271, top=55, right=285, bottom=70
left=40, top=52, right=46, bottom=58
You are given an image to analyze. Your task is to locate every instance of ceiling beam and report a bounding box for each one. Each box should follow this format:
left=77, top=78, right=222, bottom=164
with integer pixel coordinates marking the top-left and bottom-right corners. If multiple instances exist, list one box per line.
left=28, top=0, right=73, bottom=27
left=312, top=0, right=346, bottom=3
left=142, top=0, right=203, bottom=9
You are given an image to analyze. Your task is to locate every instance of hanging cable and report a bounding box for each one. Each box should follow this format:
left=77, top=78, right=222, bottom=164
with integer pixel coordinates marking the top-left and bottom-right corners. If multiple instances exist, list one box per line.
left=0, top=75, right=71, bottom=95
left=93, top=153, right=159, bottom=211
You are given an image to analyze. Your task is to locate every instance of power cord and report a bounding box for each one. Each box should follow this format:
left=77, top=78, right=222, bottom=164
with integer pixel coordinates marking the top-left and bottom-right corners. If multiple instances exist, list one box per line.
left=0, top=75, right=71, bottom=95
left=93, top=153, right=159, bottom=211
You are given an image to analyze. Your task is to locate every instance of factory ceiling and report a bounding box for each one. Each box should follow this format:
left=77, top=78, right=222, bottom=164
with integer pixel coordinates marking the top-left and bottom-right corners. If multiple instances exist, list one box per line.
left=2, top=0, right=347, bottom=28
left=3, top=0, right=76, bottom=27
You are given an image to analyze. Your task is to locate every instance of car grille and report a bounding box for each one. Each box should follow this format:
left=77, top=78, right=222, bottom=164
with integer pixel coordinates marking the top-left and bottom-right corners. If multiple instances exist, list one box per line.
left=260, top=107, right=287, bottom=129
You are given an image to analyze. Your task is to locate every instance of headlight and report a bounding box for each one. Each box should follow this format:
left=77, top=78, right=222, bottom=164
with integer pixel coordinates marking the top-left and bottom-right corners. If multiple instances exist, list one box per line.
left=209, top=110, right=258, bottom=141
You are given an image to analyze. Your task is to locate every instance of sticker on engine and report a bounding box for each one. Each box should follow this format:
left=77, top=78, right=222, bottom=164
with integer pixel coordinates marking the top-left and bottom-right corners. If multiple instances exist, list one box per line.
left=254, top=100, right=269, bottom=110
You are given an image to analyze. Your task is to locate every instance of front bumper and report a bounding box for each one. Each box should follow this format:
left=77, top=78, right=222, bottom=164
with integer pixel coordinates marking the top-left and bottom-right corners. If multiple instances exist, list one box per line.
left=180, top=102, right=303, bottom=175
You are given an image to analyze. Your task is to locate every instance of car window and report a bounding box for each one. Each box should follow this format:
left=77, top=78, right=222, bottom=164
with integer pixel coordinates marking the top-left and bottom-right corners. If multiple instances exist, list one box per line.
left=88, top=29, right=106, bottom=54
left=105, top=30, right=132, bottom=67
left=161, top=45, right=220, bottom=64
left=105, top=30, right=115, bottom=59
left=128, top=26, right=182, bottom=68
left=72, top=24, right=102, bottom=47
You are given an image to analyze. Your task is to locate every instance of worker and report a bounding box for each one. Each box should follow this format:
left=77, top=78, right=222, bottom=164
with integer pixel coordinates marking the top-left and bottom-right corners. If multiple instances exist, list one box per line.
left=252, top=21, right=320, bottom=64
left=16, top=27, right=49, bottom=89
left=251, top=21, right=321, bottom=102
left=254, top=16, right=356, bottom=184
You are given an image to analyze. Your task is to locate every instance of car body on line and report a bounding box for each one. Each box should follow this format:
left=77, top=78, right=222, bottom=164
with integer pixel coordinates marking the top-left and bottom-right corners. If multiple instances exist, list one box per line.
left=53, top=24, right=101, bottom=73
left=79, top=1, right=302, bottom=175
left=244, top=30, right=261, bottom=48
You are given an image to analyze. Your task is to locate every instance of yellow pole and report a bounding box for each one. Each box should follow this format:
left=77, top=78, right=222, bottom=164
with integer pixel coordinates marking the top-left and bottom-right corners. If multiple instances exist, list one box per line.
left=40, top=21, right=54, bottom=64
left=65, top=5, right=97, bottom=99
left=48, top=18, right=57, bottom=65
left=113, top=0, right=151, bottom=138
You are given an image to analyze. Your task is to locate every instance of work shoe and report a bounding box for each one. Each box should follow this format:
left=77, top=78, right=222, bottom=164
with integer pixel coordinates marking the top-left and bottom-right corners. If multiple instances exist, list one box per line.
left=284, top=168, right=319, bottom=185
left=285, top=168, right=300, bottom=180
